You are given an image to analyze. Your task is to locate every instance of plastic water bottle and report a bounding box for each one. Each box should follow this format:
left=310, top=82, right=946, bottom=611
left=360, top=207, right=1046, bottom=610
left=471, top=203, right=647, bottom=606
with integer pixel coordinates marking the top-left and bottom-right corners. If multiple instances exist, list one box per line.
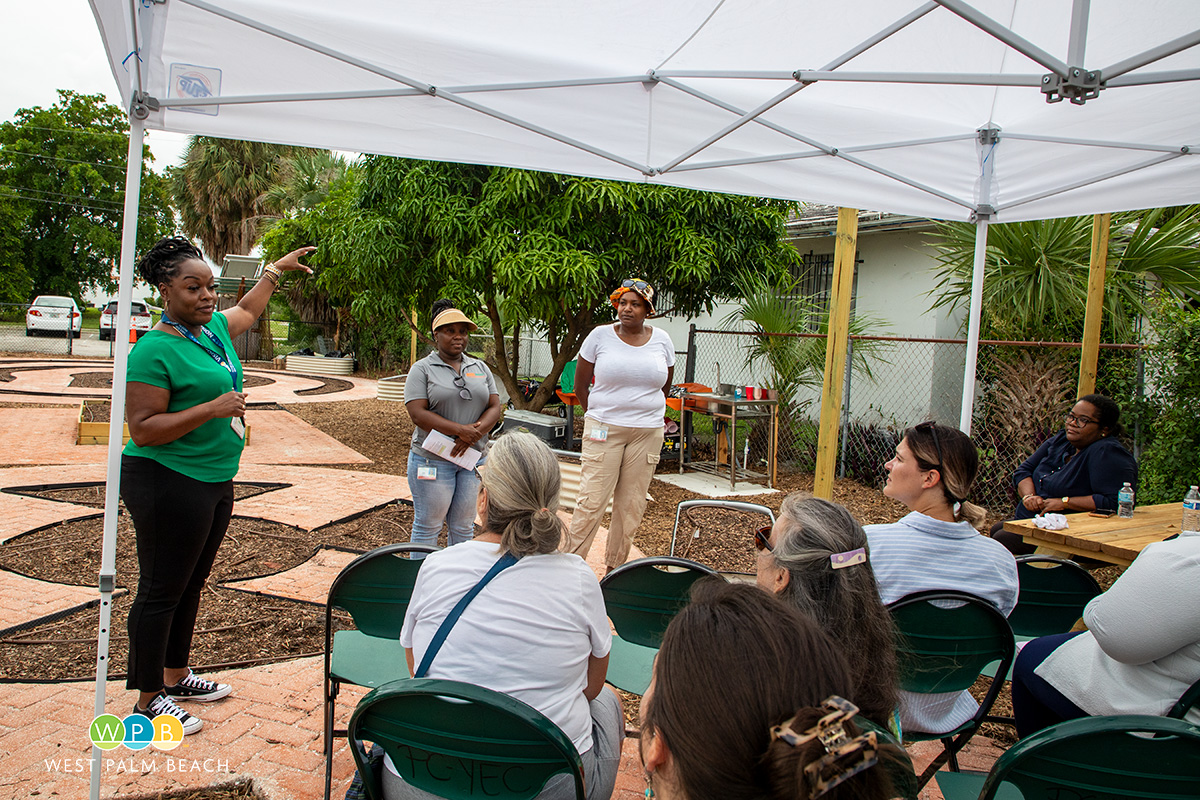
left=1117, top=482, right=1135, bottom=519
left=1183, top=485, right=1200, bottom=534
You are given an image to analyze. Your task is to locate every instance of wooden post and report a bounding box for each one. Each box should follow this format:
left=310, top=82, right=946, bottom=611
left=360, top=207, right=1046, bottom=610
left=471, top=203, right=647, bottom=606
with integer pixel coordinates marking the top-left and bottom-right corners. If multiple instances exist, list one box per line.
left=409, top=307, right=419, bottom=367
left=1078, top=213, right=1111, bottom=397
left=813, top=208, right=859, bottom=499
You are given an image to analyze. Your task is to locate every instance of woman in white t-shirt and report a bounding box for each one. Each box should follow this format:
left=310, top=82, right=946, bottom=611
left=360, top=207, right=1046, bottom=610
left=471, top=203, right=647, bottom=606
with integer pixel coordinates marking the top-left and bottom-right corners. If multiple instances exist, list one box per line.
left=561, top=278, right=675, bottom=572
left=390, top=431, right=623, bottom=800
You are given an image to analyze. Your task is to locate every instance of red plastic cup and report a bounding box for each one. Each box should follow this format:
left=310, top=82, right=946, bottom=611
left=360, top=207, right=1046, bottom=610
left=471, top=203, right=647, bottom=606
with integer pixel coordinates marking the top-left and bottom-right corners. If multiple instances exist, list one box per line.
left=744, top=386, right=756, bottom=400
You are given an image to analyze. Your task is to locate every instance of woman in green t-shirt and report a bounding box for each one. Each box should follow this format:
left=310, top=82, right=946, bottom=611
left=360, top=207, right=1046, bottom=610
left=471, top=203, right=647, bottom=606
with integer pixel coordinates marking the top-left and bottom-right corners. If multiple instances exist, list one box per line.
left=122, top=237, right=314, bottom=734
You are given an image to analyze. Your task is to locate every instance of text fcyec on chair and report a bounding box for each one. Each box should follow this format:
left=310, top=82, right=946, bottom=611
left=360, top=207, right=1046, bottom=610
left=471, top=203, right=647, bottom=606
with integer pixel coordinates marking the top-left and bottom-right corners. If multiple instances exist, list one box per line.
left=324, top=542, right=439, bottom=800
left=599, top=556, right=721, bottom=697
left=887, top=590, right=1015, bottom=789
left=934, top=714, right=1200, bottom=800
left=349, top=678, right=586, bottom=800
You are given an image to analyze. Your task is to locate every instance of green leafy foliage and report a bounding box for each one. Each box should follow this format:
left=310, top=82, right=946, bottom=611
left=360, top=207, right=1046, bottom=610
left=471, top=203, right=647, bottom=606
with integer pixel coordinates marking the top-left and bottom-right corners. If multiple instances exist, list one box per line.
left=0, top=90, right=173, bottom=300
left=1137, top=301, right=1200, bottom=505
left=170, top=137, right=322, bottom=263
left=265, top=157, right=800, bottom=404
left=723, top=269, right=890, bottom=436
left=928, top=209, right=1200, bottom=342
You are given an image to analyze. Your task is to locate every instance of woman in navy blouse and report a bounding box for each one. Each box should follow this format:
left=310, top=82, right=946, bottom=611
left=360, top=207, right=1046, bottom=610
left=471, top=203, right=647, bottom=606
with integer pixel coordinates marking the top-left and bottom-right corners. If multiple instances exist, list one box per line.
left=993, top=394, right=1138, bottom=555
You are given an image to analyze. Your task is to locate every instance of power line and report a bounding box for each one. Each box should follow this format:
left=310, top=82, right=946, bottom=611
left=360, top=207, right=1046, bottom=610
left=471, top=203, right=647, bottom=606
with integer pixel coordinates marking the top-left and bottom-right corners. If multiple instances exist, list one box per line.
left=0, top=183, right=125, bottom=211
left=0, top=187, right=167, bottom=220
left=0, top=149, right=128, bottom=173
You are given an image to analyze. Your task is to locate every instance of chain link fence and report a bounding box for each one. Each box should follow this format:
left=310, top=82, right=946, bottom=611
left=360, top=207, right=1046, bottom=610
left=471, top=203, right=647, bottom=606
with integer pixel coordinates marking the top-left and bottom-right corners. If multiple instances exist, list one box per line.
left=685, top=327, right=1144, bottom=515
left=0, top=303, right=83, bottom=356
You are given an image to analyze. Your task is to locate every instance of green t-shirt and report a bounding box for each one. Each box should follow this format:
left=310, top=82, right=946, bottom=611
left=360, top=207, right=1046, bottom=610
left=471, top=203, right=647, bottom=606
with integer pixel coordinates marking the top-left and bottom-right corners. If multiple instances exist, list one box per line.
left=123, top=312, right=245, bottom=482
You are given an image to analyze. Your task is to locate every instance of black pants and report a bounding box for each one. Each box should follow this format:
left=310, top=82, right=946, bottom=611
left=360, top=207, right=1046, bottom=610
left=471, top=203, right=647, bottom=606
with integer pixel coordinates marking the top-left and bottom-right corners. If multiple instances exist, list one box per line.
left=990, top=519, right=1037, bottom=555
left=122, top=455, right=234, bottom=692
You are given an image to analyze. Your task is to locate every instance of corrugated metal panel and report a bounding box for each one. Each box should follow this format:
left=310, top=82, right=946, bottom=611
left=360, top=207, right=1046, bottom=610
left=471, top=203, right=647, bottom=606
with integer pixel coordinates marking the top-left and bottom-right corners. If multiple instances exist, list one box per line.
left=285, top=354, right=355, bottom=375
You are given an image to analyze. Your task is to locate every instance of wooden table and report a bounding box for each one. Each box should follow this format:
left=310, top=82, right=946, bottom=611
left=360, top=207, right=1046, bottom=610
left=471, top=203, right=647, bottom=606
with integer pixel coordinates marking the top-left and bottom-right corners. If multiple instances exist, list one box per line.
left=1002, top=503, right=1183, bottom=567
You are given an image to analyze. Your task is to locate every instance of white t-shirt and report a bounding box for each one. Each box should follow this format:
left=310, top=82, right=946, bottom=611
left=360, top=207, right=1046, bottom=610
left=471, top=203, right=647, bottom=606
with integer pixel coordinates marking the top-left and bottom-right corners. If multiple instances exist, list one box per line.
left=399, top=540, right=611, bottom=752
left=579, top=324, right=675, bottom=428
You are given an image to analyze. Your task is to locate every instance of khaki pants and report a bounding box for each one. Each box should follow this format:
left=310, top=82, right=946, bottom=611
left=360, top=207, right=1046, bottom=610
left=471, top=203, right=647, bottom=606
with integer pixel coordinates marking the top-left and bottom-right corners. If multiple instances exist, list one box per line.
left=563, top=418, right=662, bottom=569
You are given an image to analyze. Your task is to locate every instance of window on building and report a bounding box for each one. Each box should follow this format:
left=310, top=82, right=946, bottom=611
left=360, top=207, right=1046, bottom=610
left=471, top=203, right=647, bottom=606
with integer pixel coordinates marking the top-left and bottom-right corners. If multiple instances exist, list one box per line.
left=790, top=251, right=861, bottom=331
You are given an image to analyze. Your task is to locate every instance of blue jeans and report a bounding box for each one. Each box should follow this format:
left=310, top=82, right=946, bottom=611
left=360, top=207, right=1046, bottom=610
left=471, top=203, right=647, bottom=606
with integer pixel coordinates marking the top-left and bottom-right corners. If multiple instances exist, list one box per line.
left=406, top=450, right=483, bottom=558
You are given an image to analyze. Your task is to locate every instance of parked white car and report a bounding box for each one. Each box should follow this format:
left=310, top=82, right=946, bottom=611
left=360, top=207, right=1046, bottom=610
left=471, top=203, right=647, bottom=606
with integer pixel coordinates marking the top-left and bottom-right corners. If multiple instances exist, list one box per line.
left=25, top=296, right=81, bottom=338
left=99, top=300, right=153, bottom=341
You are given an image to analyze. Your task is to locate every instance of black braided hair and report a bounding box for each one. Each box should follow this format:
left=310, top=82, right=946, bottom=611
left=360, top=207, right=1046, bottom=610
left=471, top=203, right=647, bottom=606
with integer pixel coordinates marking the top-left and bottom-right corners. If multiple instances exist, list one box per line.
left=430, top=297, right=455, bottom=321
left=136, top=237, right=205, bottom=287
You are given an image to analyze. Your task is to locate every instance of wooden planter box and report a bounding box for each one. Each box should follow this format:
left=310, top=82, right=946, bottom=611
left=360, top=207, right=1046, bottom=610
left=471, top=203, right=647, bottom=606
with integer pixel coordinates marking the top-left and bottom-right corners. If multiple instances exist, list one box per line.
left=76, top=401, right=250, bottom=445
left=77, top=401, right=129, bottom=446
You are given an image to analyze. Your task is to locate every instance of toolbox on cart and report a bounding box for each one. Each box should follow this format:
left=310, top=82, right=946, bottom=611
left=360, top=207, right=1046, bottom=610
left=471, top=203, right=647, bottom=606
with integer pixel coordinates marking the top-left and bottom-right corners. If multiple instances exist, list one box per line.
left=499, top=409, right=570, bottom=450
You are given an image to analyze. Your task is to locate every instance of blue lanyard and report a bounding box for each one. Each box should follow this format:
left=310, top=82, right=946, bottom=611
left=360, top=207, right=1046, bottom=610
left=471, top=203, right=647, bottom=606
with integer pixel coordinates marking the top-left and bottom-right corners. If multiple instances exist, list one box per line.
left=161, top=314, right=239, bottom=390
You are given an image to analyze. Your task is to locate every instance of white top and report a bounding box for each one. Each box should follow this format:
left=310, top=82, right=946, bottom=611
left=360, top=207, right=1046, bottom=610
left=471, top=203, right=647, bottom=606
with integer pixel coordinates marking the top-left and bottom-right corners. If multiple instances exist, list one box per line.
left=579, top=324, right=675, bottom=429
left=399, top=540, right=612, bottom=752
left=1035, top=530, right=1200, bottom=724
left=865, top=512, right=1019, bottom=734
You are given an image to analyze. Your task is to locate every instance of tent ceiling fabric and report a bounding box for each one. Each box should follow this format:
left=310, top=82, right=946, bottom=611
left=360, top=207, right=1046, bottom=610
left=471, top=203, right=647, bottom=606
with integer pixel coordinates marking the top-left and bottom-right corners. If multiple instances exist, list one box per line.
left=91, top=0, right=1200, bottom=221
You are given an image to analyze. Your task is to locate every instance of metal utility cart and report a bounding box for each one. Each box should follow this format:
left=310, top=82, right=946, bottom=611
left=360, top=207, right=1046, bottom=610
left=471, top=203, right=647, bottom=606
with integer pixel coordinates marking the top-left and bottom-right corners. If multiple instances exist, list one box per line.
left=679, top=392, right=778, bottom=491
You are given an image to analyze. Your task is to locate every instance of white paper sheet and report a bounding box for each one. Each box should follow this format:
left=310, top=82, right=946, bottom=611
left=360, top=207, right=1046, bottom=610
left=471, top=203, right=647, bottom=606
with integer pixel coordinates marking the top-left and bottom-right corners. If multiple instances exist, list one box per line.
left=421, top=429, right=483, bottom=470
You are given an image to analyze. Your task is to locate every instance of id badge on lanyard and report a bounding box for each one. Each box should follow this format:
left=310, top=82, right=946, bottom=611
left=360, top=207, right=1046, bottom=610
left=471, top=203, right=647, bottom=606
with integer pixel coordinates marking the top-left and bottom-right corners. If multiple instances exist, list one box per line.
left=162, top=315, right=244, bottom=438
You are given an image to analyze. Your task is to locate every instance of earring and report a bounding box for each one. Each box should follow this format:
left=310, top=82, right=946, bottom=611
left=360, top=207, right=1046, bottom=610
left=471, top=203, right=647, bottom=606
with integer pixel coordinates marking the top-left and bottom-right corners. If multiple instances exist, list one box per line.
left=644, top=771, right=655, bottom=799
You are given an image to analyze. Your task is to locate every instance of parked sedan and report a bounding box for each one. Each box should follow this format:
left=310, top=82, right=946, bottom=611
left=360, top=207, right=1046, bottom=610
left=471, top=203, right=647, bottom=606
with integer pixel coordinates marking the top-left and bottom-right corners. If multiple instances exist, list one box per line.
left=99, top=300, right=153, bottom=341
left=25, top=296, right=82, bottom=338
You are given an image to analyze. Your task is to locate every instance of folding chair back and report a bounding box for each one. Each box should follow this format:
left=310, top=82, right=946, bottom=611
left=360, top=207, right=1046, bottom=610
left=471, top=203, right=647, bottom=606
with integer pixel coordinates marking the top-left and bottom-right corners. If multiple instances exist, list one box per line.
left=324, top=542, right=439, bottom=800
left=887, top=590, right=1014, bottom=788
left=855, top=717, right=918, bottom=800
left=1008, top=555, right=1101, bottom=638
left=669, top=499, right=775, bottom=558
left=350, top=678, right=585, bottom=800
left=600, top=556, right=721, bottom=695
left=1169, top=676, right=1200, bottom=721
left=938, top=715, right=1200, bottom=800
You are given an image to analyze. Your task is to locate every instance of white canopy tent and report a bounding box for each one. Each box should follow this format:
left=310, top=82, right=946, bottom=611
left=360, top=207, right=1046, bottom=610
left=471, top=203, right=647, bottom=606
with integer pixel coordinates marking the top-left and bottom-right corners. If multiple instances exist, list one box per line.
left=86, top=0, right=1200, bottom=793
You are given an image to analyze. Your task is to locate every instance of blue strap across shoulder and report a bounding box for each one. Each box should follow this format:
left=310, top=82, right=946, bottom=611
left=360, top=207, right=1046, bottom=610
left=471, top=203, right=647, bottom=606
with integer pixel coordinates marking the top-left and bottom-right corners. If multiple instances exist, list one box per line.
left=414, top=551, right=518, bottom=679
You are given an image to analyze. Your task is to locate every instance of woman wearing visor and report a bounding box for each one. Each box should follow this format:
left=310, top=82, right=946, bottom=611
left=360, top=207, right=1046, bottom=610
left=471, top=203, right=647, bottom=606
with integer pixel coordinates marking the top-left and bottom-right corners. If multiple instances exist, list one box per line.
left=562, top=279, right=675, bottom=572
left=405, top=299, right=502, bottom=556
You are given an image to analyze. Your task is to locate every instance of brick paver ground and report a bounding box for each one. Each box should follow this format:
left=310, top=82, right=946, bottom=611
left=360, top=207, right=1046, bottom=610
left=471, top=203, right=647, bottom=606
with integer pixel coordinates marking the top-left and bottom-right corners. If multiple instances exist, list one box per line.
left=0, top=464, right=107, bottom=543
left=0, top=359, right=378, bottom=405
left=232, top=465, right=409, bottom=531
left=0, top=570, right=104, bottom=635
left=240, top=411, right=370, bottom=466
left=226, top=547, right=359, bottom=606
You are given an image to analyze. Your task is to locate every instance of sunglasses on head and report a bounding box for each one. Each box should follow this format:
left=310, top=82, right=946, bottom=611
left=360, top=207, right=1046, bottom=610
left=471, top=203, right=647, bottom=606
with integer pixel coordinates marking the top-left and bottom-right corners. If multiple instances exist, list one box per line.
left=453, top=374, right=471, bottom=400
left=622, top=279, right=651, bottom=293
left=914, top=420, right=943, bottom=470
left=753, top=525, right=774, bottom=552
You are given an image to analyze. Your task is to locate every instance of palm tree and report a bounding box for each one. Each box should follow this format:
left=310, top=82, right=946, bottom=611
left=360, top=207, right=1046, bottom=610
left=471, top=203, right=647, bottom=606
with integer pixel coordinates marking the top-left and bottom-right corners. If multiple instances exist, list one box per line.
left=260, top=150, right=354, bottom=216
left=170, top=137, right=314, bottom=263
left=928, top=207, right=1200, bottom=343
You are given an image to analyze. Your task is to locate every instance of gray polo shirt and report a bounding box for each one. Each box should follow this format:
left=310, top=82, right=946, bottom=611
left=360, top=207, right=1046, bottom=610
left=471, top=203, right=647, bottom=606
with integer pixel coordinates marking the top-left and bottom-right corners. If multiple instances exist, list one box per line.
left=405, top=350, right=497, bottom=458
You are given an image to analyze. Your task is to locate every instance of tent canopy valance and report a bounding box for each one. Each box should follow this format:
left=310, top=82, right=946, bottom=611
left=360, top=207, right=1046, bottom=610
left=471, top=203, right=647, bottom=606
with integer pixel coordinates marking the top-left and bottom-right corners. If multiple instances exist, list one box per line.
left=92, top=0, right=1200, bottom=223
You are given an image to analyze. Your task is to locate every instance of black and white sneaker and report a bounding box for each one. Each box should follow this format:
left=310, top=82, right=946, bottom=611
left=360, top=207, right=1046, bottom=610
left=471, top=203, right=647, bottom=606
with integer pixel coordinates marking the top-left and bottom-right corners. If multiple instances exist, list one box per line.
left=137, top=692, right=203, bottom=735
left=164, top=671, right=232, bottom=703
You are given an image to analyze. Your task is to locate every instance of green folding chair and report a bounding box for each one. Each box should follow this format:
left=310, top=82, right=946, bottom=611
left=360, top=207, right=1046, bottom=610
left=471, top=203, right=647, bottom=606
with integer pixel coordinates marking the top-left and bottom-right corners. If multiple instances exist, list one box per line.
left=349, top=678, right=586, bottom=800
left=1008, top=555, right=1101, bottom=638
left=935, top=715, right=1200, bottom=800
left=855, top=717, right=919, bottom=800
left=980, top=555, right=1101, bottom=690
left=1169, top=676, right=1200, bottom=721
left=599, top=556, right=721, bottom=696
left=887, top=590, right=1014, bottom=789
left=324, top=542, right=439, bottom=800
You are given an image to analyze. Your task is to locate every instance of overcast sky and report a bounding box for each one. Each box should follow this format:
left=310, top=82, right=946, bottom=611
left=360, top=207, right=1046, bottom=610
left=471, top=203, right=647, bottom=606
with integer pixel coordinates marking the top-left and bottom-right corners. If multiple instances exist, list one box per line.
left=2, top=3, right=190, bottom=172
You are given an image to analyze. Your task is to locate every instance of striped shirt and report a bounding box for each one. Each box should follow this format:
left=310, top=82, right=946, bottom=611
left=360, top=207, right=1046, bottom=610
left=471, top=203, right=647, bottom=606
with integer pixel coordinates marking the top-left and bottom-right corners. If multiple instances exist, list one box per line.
left=866, top=512, right=1018, bottom=734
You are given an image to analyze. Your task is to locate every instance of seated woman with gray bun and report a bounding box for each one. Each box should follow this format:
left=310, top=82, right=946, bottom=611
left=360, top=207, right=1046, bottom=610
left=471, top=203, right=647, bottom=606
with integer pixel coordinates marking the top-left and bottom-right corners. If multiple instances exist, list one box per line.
left=755, top=494, right=901, bottom=736
left=391, top=431, right=622, bottom=800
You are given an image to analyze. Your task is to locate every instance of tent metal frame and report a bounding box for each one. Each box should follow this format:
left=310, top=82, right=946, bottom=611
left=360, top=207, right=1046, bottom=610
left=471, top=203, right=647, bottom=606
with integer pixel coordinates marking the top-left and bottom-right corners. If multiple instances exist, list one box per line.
left=87, top=0, right=1200, bottom=794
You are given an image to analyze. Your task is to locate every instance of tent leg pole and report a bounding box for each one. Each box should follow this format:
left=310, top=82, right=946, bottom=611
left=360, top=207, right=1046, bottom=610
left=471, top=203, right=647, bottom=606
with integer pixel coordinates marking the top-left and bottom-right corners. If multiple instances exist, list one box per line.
left=959, top=219, right=988, bottom=436
left=814, top=207, right=858, bottom=499
left=1078, top=212, right=1111, bottom=396
left=90, top=113, right=145, bottom=800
